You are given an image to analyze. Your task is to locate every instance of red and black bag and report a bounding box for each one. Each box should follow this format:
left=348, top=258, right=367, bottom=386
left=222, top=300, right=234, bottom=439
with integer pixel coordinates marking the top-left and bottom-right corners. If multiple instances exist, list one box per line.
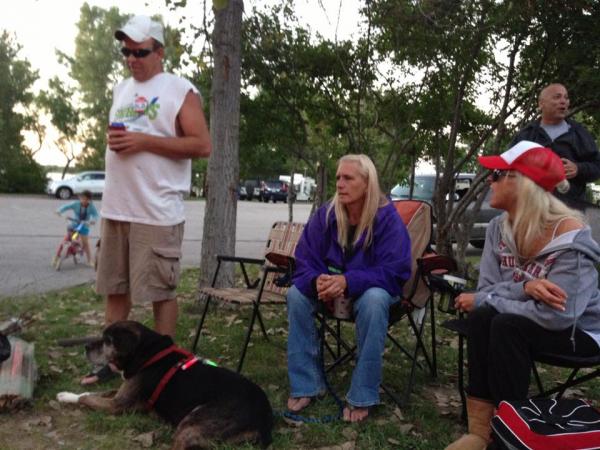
left=492, top=398, right=600, bottom=450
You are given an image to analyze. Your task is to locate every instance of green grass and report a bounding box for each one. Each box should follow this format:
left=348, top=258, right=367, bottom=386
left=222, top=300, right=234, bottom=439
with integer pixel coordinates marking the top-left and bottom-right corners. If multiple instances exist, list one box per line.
left=0, top=268, right=598, bottom=449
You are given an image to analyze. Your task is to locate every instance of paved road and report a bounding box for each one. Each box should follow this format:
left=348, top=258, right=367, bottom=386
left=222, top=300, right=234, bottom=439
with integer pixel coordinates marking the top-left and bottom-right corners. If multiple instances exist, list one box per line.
left=0, top=195, right=312, bottom=298
left=6, top=195, right=594, bottom=300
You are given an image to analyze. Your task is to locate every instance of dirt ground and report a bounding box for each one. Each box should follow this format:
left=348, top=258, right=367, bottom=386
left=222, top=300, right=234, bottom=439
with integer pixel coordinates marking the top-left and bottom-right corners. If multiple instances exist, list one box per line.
left=0, top=404, right=171, bottom=449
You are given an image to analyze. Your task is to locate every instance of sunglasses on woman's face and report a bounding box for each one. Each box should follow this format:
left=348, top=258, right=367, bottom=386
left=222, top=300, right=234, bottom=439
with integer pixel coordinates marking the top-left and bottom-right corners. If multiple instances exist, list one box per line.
left=491, top=169, right=510, bottom=182
left=120, top=47, right=154, bottom=58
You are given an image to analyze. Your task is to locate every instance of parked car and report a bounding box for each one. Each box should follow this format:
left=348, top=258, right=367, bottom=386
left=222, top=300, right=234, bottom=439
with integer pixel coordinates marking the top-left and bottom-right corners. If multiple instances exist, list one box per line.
left=390, top=173, right=501, bottom=248
left=240, top=179, right=262, bottom=201
left=278, top=174, right=317, bottom=201
left=47, top=171, right=105, bottom=200
left=260, top=180, right=289, bottom=203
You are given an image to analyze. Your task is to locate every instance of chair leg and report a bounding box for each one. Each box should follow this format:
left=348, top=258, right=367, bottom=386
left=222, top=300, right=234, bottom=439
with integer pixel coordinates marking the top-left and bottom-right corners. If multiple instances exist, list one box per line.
left=430, top=295, right=437, bottom=378
left=381, top=382, right=403, bottom=407
left=458, top=333, right=467, bottom=423
left=531, top=360, right=545, bottom=396
left=326, top=345, right=356, bottom=373
left=191, top=294, right=211, bottom=353
left=255, top=308, right=270, bottom=341
left=408, top=311, right=434, bottom=374
left=321, top=318, right=357, bottom=372
left=323, top=338, right=338, bottom=359
left=191, top=261, right=223, bottom=353
left=555, top=368, right=580, bottom=400
left=402, top=310, right=431, bottom=405
left=236, top=275, right=268, bottom=373
left=336, top=319, right=341, bottom=358
left=535, top=367, right=598, bottom=400
left=387, top=333, right=424, bottom=371
left=319, top=316, right=359, bottom=373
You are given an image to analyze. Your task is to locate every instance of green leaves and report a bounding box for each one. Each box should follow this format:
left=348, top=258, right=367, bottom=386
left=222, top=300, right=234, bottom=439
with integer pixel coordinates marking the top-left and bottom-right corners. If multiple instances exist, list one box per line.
left=0, top=31, right=46, bottom=193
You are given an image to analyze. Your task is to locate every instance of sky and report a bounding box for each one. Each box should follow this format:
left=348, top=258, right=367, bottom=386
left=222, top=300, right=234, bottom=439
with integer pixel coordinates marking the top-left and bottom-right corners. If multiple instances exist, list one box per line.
left=1, top=0, right=363, bottom=166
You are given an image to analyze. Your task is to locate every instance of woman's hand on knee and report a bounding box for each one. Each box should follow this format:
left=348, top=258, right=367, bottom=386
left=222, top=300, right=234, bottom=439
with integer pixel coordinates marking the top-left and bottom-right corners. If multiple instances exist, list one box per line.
left=524, top=279, right=567, bottom=311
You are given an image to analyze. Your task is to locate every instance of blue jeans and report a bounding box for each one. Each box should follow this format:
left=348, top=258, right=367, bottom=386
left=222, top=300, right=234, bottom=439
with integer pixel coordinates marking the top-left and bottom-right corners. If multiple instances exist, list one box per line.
left=287, top=284, right=398, bottom=407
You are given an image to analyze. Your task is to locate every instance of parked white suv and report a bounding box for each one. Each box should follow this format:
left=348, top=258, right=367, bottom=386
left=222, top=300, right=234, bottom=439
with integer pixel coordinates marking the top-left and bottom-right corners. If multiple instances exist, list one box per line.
left=47, top=171, right=105, bottom=199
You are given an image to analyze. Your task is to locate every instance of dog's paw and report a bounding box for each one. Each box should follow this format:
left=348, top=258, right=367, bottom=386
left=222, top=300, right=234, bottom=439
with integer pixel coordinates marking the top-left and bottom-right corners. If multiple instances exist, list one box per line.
left=56, top=391, right=89, bottom=403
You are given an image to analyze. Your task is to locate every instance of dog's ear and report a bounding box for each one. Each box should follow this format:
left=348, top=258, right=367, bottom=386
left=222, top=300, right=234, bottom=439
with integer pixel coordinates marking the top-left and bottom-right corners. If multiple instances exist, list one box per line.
left=114, top=322, right=174, bottom=378
left=104, top=324, right=141, bottom=367
left=134, top=325, right=172, bottom=355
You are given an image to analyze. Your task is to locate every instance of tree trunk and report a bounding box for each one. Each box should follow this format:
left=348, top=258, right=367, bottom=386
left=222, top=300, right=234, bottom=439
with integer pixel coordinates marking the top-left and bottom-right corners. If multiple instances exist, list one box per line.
left=199, top=0, right=244, bottom=288
left=311, top=161, right=327, bottom=217
left=288, top=168, right=295, bottom=222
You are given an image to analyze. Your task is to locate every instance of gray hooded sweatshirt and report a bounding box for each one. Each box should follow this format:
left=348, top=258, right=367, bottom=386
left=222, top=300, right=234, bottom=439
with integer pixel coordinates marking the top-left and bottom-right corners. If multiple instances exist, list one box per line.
left=475, top=214, right=600, bottom=348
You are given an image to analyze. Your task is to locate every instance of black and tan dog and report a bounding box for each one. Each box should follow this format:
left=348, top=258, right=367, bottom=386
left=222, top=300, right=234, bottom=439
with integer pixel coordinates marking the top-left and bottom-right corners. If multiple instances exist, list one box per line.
left=57, top=320, right=273, bottom=449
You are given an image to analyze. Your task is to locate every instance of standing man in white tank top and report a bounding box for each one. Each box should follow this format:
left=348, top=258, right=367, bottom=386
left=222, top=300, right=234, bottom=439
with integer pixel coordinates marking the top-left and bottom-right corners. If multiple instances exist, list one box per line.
left=85, top=15, right=211, bottom=385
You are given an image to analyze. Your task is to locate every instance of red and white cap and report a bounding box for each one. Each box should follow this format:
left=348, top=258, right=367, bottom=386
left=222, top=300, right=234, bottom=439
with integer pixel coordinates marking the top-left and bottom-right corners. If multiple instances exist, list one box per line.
left=478, top=140, right=567, bottom=192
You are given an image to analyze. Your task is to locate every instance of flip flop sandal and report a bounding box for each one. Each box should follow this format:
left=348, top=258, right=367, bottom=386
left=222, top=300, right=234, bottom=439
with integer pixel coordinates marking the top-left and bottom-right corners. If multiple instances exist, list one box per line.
left=287, top=397, right=312, bottom=413
left=81, top=364, right=117, bottom=385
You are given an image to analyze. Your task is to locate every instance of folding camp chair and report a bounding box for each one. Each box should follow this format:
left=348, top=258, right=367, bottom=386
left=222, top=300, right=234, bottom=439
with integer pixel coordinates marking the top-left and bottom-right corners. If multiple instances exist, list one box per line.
left=321, top=200, right=457, bottom=406
left=434, top=271, right=600, bottom=421
left=191, top=221, right=305, bottom=373
left=531, top=353, right=600, bottom=399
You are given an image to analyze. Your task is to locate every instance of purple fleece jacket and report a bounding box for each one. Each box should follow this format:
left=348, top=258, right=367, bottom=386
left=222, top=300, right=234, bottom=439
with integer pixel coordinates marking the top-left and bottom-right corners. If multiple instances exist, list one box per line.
left=292, top=201, right=412, bottom=299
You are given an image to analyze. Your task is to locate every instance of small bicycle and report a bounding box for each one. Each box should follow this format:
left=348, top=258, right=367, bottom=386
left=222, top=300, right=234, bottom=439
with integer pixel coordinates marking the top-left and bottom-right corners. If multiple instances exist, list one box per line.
left=53, top=218, right=88, bottom=271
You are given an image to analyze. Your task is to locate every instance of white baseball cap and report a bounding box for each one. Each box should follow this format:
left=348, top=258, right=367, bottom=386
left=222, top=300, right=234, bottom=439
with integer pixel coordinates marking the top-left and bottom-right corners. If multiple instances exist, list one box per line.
left=115, top=15, right=164, bottom=45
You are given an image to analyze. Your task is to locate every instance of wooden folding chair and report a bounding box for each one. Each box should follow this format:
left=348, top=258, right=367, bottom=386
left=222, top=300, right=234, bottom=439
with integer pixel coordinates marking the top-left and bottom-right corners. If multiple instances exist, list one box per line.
left=191, top=221, right=305, bottom=373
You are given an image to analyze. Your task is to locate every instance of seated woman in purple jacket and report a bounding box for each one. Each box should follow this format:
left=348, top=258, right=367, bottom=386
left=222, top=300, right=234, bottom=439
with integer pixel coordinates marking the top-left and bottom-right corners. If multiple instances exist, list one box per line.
left=286, top=154, right=412, bottom=422
left=446, top=141, right=600, bottom=450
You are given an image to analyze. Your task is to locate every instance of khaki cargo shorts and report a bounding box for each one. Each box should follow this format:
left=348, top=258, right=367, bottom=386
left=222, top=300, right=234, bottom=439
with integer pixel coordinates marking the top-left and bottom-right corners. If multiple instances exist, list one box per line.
left=95, top=219, right=184, bottom=304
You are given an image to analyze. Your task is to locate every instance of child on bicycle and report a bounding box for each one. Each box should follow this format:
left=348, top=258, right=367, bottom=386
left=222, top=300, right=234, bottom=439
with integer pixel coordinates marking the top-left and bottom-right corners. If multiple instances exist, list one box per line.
left=54, top=190, right=99, bottom=267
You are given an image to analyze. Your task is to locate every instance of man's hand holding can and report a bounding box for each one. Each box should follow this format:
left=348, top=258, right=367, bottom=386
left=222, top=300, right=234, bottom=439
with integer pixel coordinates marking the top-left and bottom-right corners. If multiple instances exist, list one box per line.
left=107, top=122, right=127, bottom=152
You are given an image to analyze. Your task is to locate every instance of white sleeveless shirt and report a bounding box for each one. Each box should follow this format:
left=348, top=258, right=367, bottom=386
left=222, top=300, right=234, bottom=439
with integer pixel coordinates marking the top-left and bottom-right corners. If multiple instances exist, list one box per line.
left=101, top=72, right=198, bottom=226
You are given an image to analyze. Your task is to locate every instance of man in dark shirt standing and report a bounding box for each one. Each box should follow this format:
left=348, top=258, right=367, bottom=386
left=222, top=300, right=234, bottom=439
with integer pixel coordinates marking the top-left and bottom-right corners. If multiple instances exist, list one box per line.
left=510, top=83, right=600, bottom=207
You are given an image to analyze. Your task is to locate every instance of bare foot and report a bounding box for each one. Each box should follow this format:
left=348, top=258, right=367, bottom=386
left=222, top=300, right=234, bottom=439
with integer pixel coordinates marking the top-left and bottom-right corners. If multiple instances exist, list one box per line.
left=287, top=397, right=312, bottom=413
left=343, top=405, right=369, bottom=422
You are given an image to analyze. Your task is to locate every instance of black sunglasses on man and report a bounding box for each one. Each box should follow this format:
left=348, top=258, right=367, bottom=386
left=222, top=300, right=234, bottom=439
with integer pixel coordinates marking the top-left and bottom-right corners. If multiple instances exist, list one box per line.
left=120, top=47, right=155, bottom=58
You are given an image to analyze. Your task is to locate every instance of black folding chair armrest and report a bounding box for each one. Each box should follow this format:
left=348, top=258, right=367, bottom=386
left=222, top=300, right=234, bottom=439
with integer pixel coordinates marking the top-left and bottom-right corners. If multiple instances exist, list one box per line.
left=417, top=254, right=458, bottom=275
left=427, top=272, right=474, bottom=299
left=265, top=251, right=295, bottom=269
left=213, top=255, right=265, bottom=289
left=216, top=255, right=265, bottom=265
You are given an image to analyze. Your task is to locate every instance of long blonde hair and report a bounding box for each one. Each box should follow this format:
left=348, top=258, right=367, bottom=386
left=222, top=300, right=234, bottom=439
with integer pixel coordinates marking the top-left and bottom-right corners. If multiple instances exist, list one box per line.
left=501, top=172, right=584, bottom=258
left=326, top=154, right=387, bottom=249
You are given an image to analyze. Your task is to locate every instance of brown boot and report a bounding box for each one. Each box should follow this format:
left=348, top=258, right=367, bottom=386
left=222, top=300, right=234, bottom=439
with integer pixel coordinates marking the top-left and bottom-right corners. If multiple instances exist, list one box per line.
left=445, top=396, right=495, bottom=450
